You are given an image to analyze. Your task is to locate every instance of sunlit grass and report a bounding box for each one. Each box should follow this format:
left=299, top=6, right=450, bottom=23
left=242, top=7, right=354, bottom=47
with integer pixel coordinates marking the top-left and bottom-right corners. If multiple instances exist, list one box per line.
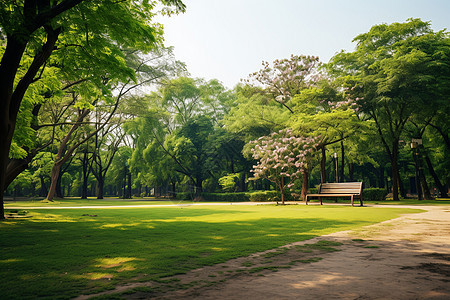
left=0, top=205, right=422, bottom=299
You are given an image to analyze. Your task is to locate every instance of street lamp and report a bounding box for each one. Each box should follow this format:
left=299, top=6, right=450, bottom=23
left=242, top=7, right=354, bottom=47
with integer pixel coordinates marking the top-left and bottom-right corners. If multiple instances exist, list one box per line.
left=334, top=152, right=338, bottom=183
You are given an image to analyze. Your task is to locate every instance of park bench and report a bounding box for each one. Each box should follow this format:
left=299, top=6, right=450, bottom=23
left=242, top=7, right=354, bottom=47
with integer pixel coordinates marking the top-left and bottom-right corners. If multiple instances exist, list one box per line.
left=306, top=182, right=363, bottom=206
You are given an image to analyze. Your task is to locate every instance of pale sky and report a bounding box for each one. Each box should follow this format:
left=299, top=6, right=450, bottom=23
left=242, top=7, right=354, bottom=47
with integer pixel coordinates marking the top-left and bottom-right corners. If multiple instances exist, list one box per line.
left=159, top=0, right=450, bottom=89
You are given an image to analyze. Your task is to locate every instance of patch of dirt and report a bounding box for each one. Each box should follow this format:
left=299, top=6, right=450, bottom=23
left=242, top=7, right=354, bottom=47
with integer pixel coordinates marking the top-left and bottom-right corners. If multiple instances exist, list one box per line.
left=402, top=263, right=450, bottom=278
left=77, top=205, right=450, bottom=300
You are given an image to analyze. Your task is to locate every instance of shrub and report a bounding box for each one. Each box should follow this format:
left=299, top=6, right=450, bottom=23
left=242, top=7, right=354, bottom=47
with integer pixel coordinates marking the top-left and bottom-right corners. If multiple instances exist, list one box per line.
left=308, top=188, right=318, bottom=194
left=248, top=191, right=279, bottom=202
left=363, top=188, right=388, bottom=201
left=175, top=192, right=192, bottom=200
left=201, top=192, right=250, bottom=202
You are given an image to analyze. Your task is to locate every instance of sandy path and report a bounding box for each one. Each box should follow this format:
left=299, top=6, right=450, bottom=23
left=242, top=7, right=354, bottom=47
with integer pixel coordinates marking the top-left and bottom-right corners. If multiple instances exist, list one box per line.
left=79, top=205, right=450, bottom=300
left=157, top=205, right=450, bottom=299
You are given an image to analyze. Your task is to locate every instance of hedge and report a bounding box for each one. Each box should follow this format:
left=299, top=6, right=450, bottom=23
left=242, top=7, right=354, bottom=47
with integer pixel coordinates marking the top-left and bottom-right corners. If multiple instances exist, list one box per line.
left=248, top=191, right=279, bottom=202
left=247, top=191, right=302, bottom=202
left=175, top=192, right=192, bottom=200
left=362, top=188, right=388, bottom=201
left=175, top=192, right=250, bottom=202
left=201, top=192, right=250, bottom=202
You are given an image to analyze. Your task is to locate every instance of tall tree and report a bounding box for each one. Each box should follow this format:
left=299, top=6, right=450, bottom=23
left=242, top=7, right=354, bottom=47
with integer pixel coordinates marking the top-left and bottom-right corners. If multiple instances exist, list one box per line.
left=0, top=0, right=185, bottom=218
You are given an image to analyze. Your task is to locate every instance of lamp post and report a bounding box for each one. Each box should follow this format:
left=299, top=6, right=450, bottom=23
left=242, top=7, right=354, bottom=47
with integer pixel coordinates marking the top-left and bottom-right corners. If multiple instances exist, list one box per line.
left=334, top=152, right=338, bottom=183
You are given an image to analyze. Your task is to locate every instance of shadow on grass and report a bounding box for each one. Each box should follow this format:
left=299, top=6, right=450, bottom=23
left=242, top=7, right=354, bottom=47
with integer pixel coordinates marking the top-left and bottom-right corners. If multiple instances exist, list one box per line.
left=0, top=206, right=410, bottom=299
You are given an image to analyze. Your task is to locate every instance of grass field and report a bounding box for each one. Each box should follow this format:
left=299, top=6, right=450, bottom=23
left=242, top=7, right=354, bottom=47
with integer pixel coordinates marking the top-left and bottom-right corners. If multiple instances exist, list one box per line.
left=1, top=203, right=421, bottom=299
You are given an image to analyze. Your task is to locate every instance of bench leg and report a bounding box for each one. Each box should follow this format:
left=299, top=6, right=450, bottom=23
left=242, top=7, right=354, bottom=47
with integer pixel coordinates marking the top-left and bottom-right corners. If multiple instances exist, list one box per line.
left=319, top=197, right=322, bottom=205
left=360, top=196, right=363, bottom=207
left=351, top=195, right=354, bottom=207
left=305, top=196, right=309, bottom=205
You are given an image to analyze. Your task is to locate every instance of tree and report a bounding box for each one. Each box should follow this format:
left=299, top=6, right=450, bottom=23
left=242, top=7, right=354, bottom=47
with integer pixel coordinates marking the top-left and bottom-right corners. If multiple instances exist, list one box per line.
left=244, top=54, right=322, bottom=113
left=127, top=77, right=235, bottom=197
left=0, top=0, right=186, bottom=218
left=290, top=81, right=368, bottom=184
left=245, top=129, right=319, bottom=204
left=328, top=18, right=450, bottom=201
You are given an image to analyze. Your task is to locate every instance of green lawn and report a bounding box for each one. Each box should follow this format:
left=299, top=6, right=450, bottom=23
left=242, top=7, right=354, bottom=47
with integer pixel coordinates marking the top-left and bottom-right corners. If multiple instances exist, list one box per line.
left=1, top=204, right=421, bottom=299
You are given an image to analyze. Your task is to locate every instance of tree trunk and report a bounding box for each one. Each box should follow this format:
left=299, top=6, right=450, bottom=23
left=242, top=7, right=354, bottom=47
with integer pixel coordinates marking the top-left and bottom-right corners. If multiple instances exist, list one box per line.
left=301, top=170, right=309, bottom=201
left=423, top=150, right=448, bottom=198
left=391, top=143, right=400, bottom=201
left=378, top=166, right=385, bottom=188
left=96, top=173, right=104, bottom=199
left=122, top=170, right=127, bottom=198
left=412, top=148, right=423, bottom=199
left=56, top=172, right=64, bottom=198
left=411, top=147, right=432, bottom=200
left=279, top=177, right=285, bottom=205
left=81, top=149, right=89, bottom=199
left=0, top=37, right=29, bottom=220
left=171, top=180, right=176, bottom=198
left=396, top=165, right=407, bottom=199
left=127, top=172, right=132, bottom=198
left=47, top=163, right=62, bottom=201
left=81, top=178, right=89, bottom=199
left=39, top=176, right=48, bottom=197
left=416, top=157, right=431, bottom=200
left=194, top=178, right=203, bottom=199
left=349, top=163, right=354, bottom=182
left=320, top=146, right=326, bottom=183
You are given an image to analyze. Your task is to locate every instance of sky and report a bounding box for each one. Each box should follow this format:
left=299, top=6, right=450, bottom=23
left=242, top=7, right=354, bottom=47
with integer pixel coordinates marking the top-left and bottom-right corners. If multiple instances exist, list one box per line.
left=158, top=0, right=450, bottom=89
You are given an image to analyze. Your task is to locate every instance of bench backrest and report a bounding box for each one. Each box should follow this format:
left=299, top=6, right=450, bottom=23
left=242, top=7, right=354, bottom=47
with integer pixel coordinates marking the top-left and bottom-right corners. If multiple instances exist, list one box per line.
left=318, top=182, right=363, bottom=195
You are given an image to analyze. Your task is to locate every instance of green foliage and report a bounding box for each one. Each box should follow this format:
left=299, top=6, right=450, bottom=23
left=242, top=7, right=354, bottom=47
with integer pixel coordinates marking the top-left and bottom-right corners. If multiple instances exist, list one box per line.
left=175, top=192, right=192, bottom=200
left=127, top=77, right=238, bottom=195
left=175, top=192, right=250, bottom=202
left=248, top=190, right=279, bottom=202
left=218, top=173, right=240, bottom=192
left=363, top=188, right=388, bottom=201
left=222, top=89, right=289, bottom=142
left=246, top=190, right=299, bottom=202
left=201, top=192, right=250, bottom=202
left=327, top=18, right=450, bottom=200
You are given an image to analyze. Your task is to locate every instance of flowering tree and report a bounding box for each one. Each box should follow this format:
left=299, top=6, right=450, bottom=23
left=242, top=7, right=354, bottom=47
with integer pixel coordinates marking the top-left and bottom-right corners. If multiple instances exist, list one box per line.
left=246, top=129, right=319, bottom=204
left=243, top=55, right=322, bottom=113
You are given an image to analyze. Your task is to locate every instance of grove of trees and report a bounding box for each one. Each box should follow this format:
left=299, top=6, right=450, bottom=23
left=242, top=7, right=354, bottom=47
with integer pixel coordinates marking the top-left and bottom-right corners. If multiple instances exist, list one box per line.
left=1, top=7, right=449, bottom=220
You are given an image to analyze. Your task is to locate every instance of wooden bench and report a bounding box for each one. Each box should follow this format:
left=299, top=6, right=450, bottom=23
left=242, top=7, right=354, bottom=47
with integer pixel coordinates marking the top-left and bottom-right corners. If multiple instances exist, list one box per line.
left=306, top=182, right=363, bottom=206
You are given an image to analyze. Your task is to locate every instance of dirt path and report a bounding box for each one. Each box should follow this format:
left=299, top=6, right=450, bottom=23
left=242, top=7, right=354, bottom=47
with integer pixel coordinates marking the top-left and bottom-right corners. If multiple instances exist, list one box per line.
left=79, top=205, right=450, bottom=300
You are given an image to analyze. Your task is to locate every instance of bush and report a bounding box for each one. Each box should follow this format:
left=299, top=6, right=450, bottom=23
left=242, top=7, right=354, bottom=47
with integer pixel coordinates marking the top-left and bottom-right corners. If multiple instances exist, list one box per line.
left=247, top=191, right=300, bottom=202
left=308, top=187, right=318, bottom=194
left=363, top=188, right=388, bottom=201
left=201, top=192, right=250, bottom=202
left=175, top=192, right=250, bottom=202
left=248, top=191, right=279, bottom=202
left=175, top=192, right=192, bottom=200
